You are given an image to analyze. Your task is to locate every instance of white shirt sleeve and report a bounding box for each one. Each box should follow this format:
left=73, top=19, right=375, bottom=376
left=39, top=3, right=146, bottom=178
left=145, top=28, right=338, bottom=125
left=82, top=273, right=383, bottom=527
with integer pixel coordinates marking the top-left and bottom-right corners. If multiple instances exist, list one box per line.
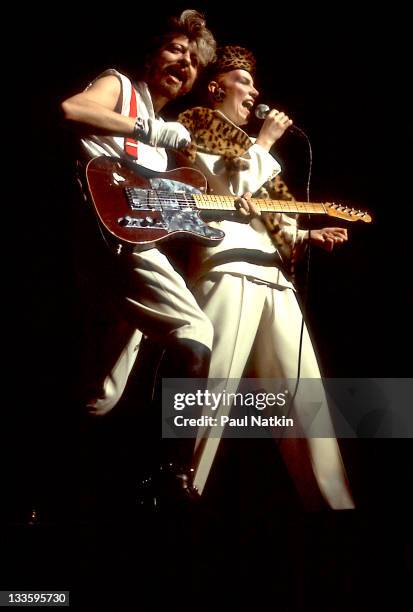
left=228, top=142, right=281, bottom=197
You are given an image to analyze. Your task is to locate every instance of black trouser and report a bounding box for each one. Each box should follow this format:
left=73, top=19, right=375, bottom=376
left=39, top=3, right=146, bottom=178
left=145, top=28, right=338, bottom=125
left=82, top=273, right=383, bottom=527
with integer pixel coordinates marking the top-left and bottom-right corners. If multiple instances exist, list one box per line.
left=153, top=338, right=211, bottom=471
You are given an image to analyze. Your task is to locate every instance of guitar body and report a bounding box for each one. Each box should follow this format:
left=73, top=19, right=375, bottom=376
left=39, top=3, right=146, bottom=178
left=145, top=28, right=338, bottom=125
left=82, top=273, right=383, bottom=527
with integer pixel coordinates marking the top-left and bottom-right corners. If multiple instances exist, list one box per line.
left=86, top=156, right=225, bottom=246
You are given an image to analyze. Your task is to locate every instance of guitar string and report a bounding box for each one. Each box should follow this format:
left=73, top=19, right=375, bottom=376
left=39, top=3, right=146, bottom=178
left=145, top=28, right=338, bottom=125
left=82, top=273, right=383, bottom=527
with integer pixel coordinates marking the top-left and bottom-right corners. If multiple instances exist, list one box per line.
left=129, top=191, right=324, bottom=205
left=125, top=195, right=363, bottom=217
left=126, top=189, right=361, bottom=214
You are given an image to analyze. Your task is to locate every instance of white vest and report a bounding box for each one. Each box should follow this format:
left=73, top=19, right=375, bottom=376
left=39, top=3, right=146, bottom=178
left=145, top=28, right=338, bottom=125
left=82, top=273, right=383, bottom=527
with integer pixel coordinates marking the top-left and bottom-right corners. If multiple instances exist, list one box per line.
left=81, top=69, right=168, bottom=172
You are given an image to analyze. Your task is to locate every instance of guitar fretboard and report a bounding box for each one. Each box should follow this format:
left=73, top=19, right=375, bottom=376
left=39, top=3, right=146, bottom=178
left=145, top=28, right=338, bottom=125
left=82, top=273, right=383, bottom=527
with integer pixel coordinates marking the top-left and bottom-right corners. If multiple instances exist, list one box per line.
left=193, top=194, right=327, bottom=215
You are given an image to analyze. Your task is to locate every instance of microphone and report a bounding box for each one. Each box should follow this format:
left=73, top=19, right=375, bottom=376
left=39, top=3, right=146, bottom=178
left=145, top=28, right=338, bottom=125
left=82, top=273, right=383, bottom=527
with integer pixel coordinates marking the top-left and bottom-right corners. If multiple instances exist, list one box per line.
left=255, top=103, right=304, bottom=136
left=255, top=107, right=312, bottom=201
left=255, top=104, right=271, bottom=119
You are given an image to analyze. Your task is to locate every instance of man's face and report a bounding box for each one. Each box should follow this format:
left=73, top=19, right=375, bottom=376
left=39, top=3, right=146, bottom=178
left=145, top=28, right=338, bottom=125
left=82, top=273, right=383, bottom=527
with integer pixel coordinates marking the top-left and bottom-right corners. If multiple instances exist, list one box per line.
left=147, top=34, right=200, bottom=102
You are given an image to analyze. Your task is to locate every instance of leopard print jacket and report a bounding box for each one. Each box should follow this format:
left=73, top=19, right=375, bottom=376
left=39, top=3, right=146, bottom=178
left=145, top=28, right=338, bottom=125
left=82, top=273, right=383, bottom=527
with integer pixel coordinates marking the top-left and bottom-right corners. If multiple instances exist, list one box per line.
left=178, top=107, right=302, bottom=279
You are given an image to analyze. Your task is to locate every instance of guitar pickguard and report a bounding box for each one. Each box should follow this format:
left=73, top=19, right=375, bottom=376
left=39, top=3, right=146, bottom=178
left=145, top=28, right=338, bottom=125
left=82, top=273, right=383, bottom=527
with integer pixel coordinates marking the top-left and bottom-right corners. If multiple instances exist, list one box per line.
left=120, top=177, right=223, bottom=241
left=86, top=156, right=371, bottom=247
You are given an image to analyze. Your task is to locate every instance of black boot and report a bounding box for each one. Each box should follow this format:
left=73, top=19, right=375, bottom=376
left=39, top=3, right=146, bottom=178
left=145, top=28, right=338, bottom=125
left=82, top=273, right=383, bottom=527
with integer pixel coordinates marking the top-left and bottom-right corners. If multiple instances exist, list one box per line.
left=138, top=339, right=211, bottom=510
left=159, top=338, right=211, bottom=379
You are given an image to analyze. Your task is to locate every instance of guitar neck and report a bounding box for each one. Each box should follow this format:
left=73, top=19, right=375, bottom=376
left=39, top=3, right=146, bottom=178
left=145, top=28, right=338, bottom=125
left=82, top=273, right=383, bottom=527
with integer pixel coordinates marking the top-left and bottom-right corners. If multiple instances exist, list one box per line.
left=193, top=194, right=326, bottom=215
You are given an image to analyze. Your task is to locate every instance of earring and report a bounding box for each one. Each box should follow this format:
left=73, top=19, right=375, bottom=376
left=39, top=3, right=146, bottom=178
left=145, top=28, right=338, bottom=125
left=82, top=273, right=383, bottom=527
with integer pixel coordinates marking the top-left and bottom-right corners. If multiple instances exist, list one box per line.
left=213, top=86, right=226, bottom=102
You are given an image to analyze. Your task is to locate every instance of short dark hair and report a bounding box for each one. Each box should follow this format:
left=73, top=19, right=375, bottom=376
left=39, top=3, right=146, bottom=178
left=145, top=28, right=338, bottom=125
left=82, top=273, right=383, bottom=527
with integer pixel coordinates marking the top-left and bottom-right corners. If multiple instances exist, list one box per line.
left=146, top=9, right=216, bottom=68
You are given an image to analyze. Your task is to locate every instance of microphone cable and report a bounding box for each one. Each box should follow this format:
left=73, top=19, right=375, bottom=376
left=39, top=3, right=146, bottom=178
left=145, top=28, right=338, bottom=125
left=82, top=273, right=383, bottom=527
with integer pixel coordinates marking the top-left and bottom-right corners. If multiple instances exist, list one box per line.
left=254, top=112, right=315, bottom=438
left=284, top=124, right=313, bottom=422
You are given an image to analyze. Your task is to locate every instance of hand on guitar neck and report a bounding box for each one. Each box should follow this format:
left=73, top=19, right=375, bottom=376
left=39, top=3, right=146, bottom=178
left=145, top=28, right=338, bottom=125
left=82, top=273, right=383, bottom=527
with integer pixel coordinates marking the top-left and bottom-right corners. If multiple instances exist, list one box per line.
left=85, top=156, right=372, bottom=248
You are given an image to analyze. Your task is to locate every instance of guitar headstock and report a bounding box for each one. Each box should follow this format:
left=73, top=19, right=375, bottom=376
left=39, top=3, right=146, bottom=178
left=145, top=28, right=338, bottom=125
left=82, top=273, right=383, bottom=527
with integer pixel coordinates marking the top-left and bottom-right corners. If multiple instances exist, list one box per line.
left=325, top=202, right=372, bottom=223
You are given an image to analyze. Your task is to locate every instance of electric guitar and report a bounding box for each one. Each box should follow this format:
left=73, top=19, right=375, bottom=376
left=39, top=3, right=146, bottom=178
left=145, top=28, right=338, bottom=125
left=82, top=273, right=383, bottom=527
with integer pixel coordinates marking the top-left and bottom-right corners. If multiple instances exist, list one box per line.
left=85, top=155, right=372, bottom=246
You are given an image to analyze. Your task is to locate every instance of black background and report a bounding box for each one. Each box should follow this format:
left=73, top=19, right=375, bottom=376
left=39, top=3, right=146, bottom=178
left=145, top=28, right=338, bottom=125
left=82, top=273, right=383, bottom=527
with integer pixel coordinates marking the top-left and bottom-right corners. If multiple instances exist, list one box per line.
left=3, top=2, right=412, bottom=608
left=28, top=2, right=412, bottom=378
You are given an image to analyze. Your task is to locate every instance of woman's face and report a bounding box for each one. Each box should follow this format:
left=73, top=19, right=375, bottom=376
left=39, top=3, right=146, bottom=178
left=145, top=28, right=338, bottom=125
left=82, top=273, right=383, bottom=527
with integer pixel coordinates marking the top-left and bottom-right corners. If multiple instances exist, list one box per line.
left=211, top=69, right=258, bottom=126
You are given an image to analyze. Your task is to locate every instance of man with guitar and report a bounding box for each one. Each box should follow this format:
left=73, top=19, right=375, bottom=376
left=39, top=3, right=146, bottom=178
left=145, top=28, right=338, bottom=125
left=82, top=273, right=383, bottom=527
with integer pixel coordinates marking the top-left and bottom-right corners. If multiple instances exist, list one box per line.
left=61, top=10, right=217, bottom=498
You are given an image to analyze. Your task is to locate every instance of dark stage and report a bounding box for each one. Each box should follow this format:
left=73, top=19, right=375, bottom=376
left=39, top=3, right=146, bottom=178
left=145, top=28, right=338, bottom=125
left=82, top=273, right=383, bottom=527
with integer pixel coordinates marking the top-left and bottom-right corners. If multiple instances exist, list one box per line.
left=3, top=2, right=412, bottom=609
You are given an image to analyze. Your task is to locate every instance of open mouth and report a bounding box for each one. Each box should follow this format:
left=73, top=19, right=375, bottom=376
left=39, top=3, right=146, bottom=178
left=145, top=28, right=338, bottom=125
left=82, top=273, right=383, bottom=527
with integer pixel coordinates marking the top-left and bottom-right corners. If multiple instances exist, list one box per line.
left=165, top=66, right=186, bottom=85
left=242, top=99, right=254, bottom=111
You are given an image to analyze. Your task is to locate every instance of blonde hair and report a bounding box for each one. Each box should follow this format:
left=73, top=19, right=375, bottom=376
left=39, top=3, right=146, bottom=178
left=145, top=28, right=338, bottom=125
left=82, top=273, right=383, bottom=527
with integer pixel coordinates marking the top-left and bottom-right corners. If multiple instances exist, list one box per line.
left=146, top=9, right=216, bottom=69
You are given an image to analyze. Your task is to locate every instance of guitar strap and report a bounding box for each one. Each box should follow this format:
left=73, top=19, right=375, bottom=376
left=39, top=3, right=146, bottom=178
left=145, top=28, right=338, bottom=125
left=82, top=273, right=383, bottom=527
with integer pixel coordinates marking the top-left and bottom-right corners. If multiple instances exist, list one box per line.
left=124, top=85, right=139, bottom=159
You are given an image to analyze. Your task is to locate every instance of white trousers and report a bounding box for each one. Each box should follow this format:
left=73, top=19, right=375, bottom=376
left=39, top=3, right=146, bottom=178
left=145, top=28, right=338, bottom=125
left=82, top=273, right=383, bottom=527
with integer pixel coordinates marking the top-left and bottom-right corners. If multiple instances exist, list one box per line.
left=87, top=248, right=213, bottom=415
left=191, top=272, right=354, bottom=510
